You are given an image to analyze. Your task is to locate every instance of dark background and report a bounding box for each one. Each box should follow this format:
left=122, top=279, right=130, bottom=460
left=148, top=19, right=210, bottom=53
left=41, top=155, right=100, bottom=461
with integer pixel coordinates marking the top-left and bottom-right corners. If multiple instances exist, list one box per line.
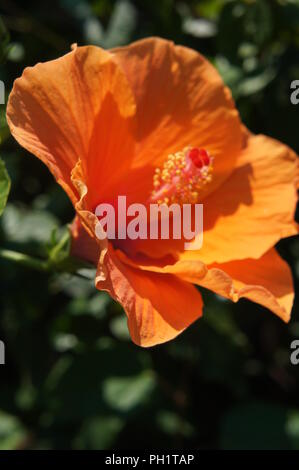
left=0, top=0, right=299, bottom=450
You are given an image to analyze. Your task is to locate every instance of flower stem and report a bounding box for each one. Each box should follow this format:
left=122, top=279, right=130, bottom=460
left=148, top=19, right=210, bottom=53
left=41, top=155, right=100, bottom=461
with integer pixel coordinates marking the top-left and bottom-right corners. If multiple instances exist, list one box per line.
left=48, top=228, right=70, bottom=263
left=0, top=249, right=49, bottom=272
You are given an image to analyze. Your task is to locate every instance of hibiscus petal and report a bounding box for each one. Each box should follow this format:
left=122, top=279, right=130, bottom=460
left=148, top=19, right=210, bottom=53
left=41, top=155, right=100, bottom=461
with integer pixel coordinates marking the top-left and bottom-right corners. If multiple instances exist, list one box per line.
left=112, top=37, right=245, bottom=203
left=205, top=249, right=294, bottom=322
left=96, top=248, right=203, bottom=347
left=71, top=215, right=100, bottom=265
left=118, top=245, right=294, bottom=322
left=126, top=132, right=298, bottom=262
left=115, top=247, right=207, bottom=280
left=189, top=133, right=298, bottom=264
left=6, top=45, right=136, bottom=206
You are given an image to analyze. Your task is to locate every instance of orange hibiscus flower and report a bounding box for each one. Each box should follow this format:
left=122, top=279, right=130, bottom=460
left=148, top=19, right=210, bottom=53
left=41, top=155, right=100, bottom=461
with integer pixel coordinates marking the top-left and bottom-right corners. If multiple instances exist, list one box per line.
left=6, top=38, right=298, bottom=347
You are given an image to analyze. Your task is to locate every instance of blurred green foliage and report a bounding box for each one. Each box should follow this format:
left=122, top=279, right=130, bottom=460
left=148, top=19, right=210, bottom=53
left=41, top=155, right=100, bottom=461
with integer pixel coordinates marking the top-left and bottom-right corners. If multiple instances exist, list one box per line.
left=0, top=0, right=299, bottom=450
left=0, top=158, right=10, bottom=216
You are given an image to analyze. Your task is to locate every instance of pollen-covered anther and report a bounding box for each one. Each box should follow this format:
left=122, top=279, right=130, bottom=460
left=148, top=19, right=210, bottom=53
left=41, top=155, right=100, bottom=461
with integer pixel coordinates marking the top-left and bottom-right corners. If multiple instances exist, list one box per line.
left=150, top=147, right=214, bottom=205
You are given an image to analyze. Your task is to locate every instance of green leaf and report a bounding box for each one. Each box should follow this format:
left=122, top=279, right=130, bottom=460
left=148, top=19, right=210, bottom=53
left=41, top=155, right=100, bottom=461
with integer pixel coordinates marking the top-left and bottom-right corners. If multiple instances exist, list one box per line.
left=183, top=18, right=217, bottom=38
left=103, top=0, right=137, bottom=48
left=0, top=157, right=10, bottom=217
left=237, top=68, right=276, bottom=96
left=0, top=411, right=27, bottom=450
left=286, top=410, right=299, bottom=450
left=1, top=204, right=58, bottom=243
left=74, top=416, right=124, bottom=450
left=43, top=341, right=151, bottom=422
left=47, top=226, right=93, bottom=273
left=157, top=411, right=194, bottom=438
left=102, top=371, right=155, bottom=413
left=110, top=314, right=130, bottom=341
left=0, top=17, right=10, bottom=64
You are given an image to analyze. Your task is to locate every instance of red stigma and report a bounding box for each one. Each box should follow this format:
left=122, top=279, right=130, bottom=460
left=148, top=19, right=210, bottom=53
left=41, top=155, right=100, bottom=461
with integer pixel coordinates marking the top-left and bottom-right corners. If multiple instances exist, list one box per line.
left=188, top=147, right=210, bottom=168
left=198, top=148, right=210, bottom=166
left=188, top=148, right=203, bottom=168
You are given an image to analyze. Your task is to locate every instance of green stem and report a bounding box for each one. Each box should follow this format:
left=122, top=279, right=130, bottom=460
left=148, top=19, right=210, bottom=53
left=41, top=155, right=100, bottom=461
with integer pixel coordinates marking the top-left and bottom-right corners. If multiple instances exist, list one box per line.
left=0, top=249, right=49, bottom=272
left=49, top=228, right=70, bottom=262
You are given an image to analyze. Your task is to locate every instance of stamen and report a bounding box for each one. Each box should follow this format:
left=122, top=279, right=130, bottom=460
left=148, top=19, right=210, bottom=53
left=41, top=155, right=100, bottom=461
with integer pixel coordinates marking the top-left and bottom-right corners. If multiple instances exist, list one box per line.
left=150, top=147, right=214, bottom=205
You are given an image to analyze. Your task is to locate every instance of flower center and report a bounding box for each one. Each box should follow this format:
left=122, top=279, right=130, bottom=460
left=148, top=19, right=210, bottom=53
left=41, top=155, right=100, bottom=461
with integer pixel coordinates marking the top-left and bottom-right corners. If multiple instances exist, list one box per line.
left=150, top=147, right=213, bottom=205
